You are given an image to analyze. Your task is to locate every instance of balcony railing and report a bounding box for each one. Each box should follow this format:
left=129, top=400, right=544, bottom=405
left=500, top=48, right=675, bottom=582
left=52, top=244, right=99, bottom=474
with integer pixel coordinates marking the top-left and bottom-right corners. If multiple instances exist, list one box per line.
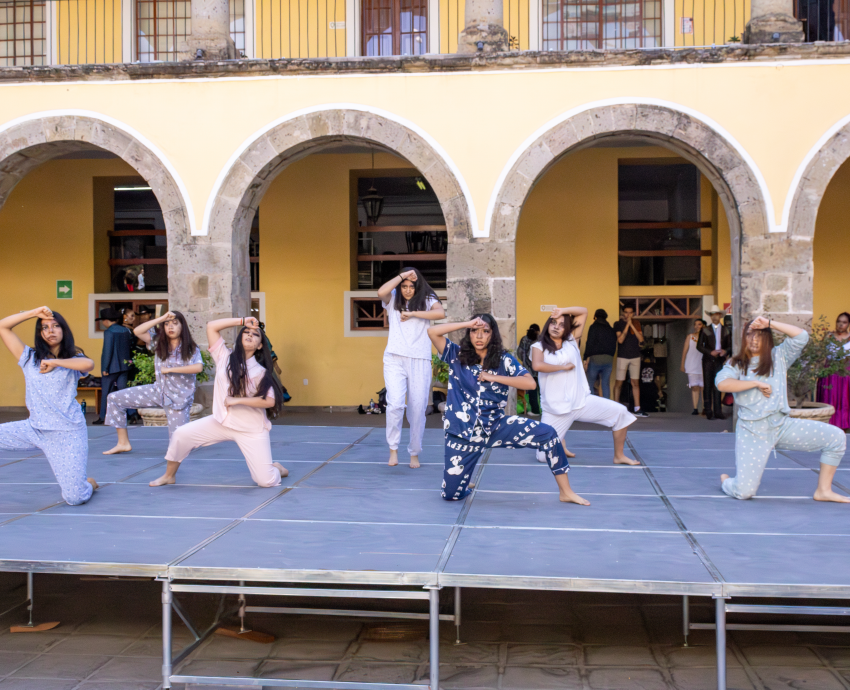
left=2, top=0, right=846, bottom=68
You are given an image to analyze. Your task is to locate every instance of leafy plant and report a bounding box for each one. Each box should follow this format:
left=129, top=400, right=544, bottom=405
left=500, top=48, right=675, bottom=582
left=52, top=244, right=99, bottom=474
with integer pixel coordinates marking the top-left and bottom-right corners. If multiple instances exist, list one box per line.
left=432, top=354, right=449, bottom=385
left=728, top=35, right=741, bottom=42
left=130, top=350, right=214, bottom=386
left=786, top=316, right=850, bottom=408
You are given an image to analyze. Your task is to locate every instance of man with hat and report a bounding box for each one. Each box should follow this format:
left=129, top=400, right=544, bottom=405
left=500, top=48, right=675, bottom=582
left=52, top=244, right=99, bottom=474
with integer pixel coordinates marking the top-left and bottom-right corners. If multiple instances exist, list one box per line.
left=94, top=307, right=134, bottom=425
left=697, top=305, right=732, bottom=420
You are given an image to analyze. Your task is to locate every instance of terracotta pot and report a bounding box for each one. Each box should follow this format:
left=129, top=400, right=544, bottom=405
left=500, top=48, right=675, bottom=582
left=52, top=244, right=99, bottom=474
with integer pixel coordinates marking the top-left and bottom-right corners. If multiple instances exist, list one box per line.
left=139, top=403, right=205, bottom=427
left=788, top=400, right=835, bottom=424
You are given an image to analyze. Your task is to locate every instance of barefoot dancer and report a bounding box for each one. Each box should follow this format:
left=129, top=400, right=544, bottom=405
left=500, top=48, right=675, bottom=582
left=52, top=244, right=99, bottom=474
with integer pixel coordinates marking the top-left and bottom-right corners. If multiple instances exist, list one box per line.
left=103, top=311, right=202, bottom=454
left=428, top=314, right=589, bottom=505
left=0, top=307, right=98, bottom=504
left=532, top=308, right=638, bottom=467
left=149, top=317, right=288, bottom=488
left=716, top=317, right=848, bottom=502
left=377, top=268, right=445, bottom=469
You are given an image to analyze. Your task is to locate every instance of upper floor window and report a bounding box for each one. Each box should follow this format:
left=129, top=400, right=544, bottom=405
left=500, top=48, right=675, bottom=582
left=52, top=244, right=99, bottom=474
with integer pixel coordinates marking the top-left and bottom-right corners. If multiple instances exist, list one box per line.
left=0, top=0, right=45, bottom=66
left=362, top=0, right=427, bottom=56
left=542, top=0, right=661, bottom=50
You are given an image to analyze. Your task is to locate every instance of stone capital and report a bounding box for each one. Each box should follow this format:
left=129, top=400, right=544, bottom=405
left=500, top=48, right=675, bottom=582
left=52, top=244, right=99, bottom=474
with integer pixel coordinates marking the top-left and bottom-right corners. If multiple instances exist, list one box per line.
left=744, top=12, right=804, bottom=43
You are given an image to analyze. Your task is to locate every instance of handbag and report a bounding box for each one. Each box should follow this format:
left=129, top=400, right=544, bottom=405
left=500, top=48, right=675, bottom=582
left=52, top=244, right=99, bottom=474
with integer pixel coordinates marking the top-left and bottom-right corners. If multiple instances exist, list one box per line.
left=722, top=392, right=734, bottom=407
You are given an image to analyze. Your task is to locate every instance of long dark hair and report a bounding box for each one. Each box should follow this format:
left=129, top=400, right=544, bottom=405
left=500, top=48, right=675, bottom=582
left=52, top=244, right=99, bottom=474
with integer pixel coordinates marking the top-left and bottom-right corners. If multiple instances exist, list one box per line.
left=393, top=267, right=440, bottom=313
left=227, top=326, right=284, bottom=419
left=153, top=311, right=198, bottom=363
left=25, top=311, right=77, bottom=367
left=459, top=313, right=504, bottom=370
left=729, top=320, right=774, bottom=377
left=539, top=314, right=579, bottom=354
left=525, top=324, right=540, bottom=340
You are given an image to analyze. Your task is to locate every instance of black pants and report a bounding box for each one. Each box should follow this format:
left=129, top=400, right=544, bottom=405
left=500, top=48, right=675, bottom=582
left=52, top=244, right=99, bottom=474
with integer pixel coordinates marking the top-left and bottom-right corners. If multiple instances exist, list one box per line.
left=100, top=371, right=128, bottom=420
left=527, top=377, right=541, bottom=415
left=702, top=357, right=724, bottom=416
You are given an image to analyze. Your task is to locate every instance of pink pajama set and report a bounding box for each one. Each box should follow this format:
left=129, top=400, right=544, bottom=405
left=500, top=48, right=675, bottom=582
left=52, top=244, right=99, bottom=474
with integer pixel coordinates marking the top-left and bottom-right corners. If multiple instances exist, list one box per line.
left=164, top=339, right=280, bottom=487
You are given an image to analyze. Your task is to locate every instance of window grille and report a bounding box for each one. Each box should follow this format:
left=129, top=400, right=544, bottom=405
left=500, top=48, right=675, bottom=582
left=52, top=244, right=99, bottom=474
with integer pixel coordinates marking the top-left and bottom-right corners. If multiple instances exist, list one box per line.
left=542, top=0, right=661, bottom=50
left=0, top=0, right=46, bottom=66
left=362, top=0, right=427, bottom=56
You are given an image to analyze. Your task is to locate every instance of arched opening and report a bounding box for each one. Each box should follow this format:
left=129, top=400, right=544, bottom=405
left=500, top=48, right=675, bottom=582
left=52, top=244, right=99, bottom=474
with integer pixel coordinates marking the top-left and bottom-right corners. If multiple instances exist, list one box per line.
left=207, top=109, right=474, bottom=408
left=0, top=115, right=192, bottom=411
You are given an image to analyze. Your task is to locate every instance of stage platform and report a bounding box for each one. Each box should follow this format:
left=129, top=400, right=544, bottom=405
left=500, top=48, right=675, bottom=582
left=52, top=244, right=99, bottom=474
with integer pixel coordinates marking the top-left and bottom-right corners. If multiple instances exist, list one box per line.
left=0, top=424, right=848, bottom=596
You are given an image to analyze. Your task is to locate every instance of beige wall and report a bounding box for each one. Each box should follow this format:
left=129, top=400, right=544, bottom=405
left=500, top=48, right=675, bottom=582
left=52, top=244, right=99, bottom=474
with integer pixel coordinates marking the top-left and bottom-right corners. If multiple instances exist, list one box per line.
left=813, top=161, right=850, bottom=328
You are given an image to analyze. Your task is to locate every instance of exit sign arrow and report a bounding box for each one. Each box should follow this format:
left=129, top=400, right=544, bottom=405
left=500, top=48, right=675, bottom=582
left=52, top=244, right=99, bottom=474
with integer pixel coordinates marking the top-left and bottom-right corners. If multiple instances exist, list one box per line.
left=56, top=280, right=73, bottom=300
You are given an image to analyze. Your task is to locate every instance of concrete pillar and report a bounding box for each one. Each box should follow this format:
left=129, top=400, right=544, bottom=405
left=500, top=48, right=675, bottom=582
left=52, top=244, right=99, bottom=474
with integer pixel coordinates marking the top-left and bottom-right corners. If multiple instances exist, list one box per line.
left=457, top=0, right=510, bottom=53
left=743, top=0, right=803, bottom=43
left=177, top=0, right=237, bottom=60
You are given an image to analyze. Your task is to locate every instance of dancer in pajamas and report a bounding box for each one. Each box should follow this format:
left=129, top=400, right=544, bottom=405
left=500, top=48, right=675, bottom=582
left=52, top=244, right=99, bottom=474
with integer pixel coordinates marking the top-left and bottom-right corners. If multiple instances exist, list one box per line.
left=428, top=314, right=589, bottom=505
left=148, top=316, right=288, bottom=488
left=103, top=311, right=203, bottom=454
left=378, top=268, right=445, bottom=468
left=0, top=307, right=98, bottom=505
left=716, top=316, right=848, bottom=502
left=531, top=307, right=639, bottom=467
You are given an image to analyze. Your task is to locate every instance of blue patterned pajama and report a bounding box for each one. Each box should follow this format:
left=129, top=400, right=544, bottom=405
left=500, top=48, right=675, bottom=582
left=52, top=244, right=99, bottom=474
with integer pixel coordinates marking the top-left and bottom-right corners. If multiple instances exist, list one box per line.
left=722, top=413, right=845, bottom=499
left=0, top=421, right=92, bottom=505
left=443, top=415, right=569, bottom=500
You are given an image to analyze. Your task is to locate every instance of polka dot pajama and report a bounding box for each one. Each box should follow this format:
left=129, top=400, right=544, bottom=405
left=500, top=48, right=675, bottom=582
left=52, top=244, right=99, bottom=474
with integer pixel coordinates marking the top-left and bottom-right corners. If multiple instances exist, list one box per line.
left=105, top=384, right=189, bottom=438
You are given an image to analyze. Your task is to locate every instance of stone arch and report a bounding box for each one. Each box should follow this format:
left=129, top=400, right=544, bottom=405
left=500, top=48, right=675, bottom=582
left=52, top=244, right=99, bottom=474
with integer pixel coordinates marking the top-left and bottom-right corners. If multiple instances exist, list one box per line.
left=208, top=108, right=475, bottom=319
left=0, top=114, right=198, bottom=319
left=478, top=103, right=805, bottom=345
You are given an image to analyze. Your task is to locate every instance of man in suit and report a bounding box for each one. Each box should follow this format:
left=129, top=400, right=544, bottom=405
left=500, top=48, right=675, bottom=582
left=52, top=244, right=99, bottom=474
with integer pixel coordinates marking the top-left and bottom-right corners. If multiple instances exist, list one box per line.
left=93, top=307, right=134, bottom=425
left=697, top=305, right=732, bottom=420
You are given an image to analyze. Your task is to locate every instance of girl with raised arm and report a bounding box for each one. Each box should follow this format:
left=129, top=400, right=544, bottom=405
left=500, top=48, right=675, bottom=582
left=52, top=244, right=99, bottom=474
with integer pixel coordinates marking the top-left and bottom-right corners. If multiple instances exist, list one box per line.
left=0, top=307, right=97, bottom=505
left=148, top=317, right=288, bottom=488
left=716, top=317, right=847, bottom=502
left=103, top=311, right=203, bottom=454
left=532, top=307, right=638, bottom=467
left=377, top=267, right=445, bottom=469
left=428, top=314, right=588, bottom=505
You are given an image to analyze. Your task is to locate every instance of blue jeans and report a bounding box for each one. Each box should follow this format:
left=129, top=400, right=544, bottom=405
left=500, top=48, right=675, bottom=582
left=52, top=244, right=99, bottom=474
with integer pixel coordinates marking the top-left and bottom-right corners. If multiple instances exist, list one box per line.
left=586, top=361, right=612, bottom=399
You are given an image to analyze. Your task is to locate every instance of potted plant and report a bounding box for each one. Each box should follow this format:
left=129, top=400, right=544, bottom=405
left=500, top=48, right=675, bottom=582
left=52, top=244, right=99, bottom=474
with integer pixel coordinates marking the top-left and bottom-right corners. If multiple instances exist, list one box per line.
left=130, top=350, right=214, bottom=427
left=785, top=316, right=850, bottom=423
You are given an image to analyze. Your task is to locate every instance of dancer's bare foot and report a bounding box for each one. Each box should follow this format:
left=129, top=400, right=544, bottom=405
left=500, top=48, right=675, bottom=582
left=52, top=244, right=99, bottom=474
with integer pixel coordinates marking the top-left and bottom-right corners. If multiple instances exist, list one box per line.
left=559, top=490, right=591, bottom=506
left=87, top=477, right=99, bottom=491
left=149, top=474, right=176, bottom=487
left=564, top=448, right=576, bottom=458
left=103, top=443, right=132, bottom=455
left=409, top=455, right=420, bottom=469
left=388, top=449, right=399, bottom=467
left=720, top=473, right=730, bottom=488
left=614, top=455, right=640, bottom=466
left=814, top=488, right=850, bottom=503
left=273, top=462, right=289, bottom=478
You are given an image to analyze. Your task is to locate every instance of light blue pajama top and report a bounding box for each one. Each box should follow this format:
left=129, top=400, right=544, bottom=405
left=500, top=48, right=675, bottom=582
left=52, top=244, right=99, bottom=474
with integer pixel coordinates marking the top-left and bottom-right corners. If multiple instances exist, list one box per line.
left=715, top=331, right=808, bottom=425
left=18, top=346, right=86, bottom=431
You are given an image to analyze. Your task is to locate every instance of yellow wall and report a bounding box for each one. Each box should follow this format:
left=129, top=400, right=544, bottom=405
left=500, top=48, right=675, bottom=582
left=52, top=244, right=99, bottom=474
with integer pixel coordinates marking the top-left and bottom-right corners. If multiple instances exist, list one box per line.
left=674, top=0, right=750, bottom=46
left=813, top=160, right=850, bottom=327
left=55, top=0, right=122, bottom=65
left=0, top=158, right=137, bottom=407
left=259, top=151, right=414, bottom=406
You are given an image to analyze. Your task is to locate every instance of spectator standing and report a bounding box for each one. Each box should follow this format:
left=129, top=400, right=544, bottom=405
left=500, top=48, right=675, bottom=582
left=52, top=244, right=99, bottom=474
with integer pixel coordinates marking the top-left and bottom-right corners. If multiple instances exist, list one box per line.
left=613, top=306, right=648, bottom=417
left=583, top=309, right=617, bottom=399
left=697, top=305, right=732, bottom=420
left=817, top=312, right=850, bottom=429
left=517, top=324, right=541, bottom=416
left=681, top=318, right=706, bottom=415
left=93, top=307, right=134, bottom=425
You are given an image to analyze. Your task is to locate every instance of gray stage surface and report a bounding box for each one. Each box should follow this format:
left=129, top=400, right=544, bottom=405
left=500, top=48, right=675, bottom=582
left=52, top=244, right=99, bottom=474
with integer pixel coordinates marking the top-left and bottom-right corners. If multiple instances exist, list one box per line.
left=0, top=424, right=848, bottom=598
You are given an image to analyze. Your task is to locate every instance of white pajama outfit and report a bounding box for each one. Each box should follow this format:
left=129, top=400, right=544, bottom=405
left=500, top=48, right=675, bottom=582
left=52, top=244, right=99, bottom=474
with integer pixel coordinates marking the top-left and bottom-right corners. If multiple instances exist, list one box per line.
left=0, top=347, right=93, bottom=505
left=717, top=331, right=846, bottom=499
left=532, top=338, right=636, bottom=462
left=684, top=336, right=704, bottom=388
left=382, top=289, right=440, bottom=456
left=164, top=338, right=279, bottom=487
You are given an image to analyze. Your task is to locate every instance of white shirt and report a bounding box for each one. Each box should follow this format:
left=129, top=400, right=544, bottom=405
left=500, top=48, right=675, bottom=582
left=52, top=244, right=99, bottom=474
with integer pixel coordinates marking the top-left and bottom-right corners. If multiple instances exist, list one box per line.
left=713, top=323, right=722, bottom=351
left=383, top=289, right=439, bottom=361
left=532, top=338, right=589, bottom=415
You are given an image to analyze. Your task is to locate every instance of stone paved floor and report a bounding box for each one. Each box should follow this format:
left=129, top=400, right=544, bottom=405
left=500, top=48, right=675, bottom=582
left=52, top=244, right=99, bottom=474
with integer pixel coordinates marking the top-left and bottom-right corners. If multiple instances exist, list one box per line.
left=0, top=575, right=848, bottom=689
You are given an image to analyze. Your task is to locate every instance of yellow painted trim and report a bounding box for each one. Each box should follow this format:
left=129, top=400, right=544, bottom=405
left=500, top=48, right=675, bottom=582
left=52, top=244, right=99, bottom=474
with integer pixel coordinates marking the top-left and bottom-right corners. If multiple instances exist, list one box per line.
left=619, top=285, right=714, bottom=297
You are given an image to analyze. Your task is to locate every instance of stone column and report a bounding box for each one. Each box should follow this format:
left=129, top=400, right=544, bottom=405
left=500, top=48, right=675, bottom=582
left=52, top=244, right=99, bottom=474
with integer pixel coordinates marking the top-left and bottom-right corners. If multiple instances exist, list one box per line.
left=743, top=0, right=803, bottom=43
left=177, top=0, right=237, bottom=60
left=457, top=0, right=510, bottom=53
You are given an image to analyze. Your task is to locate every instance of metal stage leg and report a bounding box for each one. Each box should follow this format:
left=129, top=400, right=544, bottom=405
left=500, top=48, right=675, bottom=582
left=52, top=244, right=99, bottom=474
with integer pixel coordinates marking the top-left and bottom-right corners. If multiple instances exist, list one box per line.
left=162, top=580, right=173, bottom=690
left=715, top=596, right=727, bottom=690
left=683, top=595, right=689, bottom=647
left=454, top=587, right=462, bottom=645
left=25, top=572, right=33, bottom=627
left=428, top=586, right=441, bottom=690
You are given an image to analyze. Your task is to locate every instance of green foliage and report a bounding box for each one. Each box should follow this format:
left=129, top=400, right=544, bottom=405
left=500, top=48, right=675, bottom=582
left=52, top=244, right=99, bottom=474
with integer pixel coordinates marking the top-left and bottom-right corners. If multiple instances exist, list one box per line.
left=786, top=316, right=850, bottom=407
left=728, top=35, right=741, bottom=42
left=432, top=354, right=449, bottom=385
left=130, top=349, right=214, bottom=386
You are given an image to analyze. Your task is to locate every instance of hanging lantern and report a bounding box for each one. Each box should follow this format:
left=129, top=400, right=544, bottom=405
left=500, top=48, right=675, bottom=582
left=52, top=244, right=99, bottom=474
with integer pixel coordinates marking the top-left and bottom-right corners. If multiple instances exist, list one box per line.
left=362, top=184, right=384, bottom=226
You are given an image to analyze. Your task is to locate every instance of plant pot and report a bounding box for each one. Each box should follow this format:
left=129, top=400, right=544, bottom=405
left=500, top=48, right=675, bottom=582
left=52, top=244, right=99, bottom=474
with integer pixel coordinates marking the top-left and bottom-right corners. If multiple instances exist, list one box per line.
left=139, top=403, right=205, bottom=427
left=788, top=400, right=835, bottom=424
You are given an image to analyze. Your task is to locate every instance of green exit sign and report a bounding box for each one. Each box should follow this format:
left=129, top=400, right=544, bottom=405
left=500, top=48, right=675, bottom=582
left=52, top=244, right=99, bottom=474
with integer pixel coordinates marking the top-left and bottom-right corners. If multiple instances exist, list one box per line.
left=56, top=280, right=73, bottom=299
